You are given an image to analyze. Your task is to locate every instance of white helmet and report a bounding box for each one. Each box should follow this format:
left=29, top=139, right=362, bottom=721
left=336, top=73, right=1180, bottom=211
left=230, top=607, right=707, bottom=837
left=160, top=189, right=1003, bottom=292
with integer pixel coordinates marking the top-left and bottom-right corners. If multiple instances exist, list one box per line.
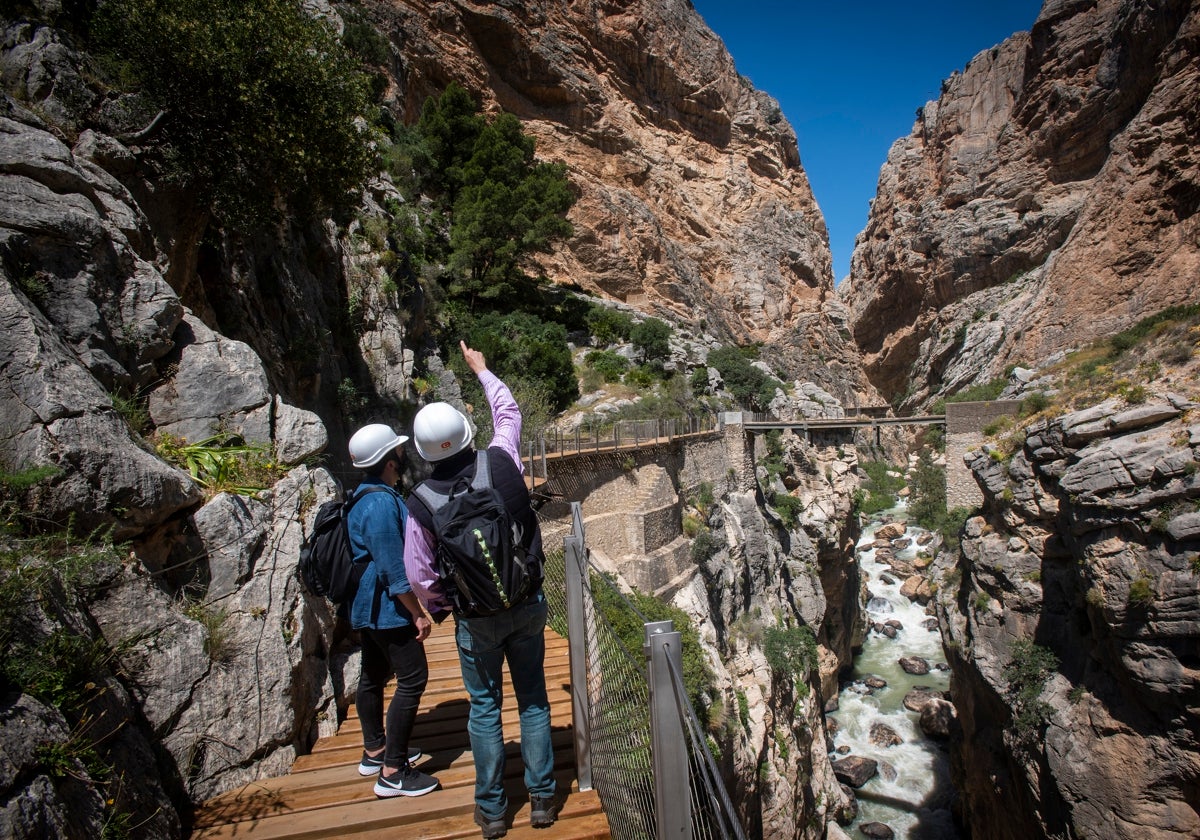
left=348, top=423, right=409, bottom=468
left=412, top=402, right=474, bottom=462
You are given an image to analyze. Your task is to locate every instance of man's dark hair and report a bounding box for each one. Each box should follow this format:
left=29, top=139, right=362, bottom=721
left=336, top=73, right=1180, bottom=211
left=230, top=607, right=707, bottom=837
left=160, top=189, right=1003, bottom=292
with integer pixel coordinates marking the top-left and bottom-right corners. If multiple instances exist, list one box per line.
left=361, top=449, right=402, bottom=478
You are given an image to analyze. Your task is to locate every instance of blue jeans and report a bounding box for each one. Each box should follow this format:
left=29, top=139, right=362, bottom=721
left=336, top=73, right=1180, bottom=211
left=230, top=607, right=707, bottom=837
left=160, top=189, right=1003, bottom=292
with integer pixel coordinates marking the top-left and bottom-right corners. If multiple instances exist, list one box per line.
left=454, top=596, right=555, bottom=819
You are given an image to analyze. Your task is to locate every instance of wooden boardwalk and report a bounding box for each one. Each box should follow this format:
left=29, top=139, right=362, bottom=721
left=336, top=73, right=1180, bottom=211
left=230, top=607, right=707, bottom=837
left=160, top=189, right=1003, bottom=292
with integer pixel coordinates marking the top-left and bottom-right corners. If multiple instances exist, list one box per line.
left=191, top=623, right=609, bottom=839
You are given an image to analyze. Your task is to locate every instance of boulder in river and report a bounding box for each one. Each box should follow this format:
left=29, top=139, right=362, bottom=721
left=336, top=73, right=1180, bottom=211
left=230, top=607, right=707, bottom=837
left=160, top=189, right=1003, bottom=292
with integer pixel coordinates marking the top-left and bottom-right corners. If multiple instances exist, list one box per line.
left=900, top=574, right=933, bottom=604
left=860, top=822, right=896, bottom=839
left=899, top=655, right=931, bottom=675
left=920, top=698, right=958, bottom=740
left=832, top=755, right=878, bottom=788
left=903, top=686, right=945, bottom=712
left=876, top=522, right=907, bottom=540
left=869, top=722, right=903, bottom=747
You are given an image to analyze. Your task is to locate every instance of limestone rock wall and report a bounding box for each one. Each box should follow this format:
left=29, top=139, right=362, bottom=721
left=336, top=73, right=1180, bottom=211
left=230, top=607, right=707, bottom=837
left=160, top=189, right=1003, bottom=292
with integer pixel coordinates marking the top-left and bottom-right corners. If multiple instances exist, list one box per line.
left=842, top=0, right=1200, bottom=409
left=365, top=0, right=876, bottom=404
left=932, top=392, right=1200, bottom=839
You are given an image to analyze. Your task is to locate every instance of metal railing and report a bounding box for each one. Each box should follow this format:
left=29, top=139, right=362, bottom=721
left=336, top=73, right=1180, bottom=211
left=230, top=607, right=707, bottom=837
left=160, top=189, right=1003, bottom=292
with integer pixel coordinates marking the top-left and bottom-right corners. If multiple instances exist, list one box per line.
left=524, top=414, right=720, bottom=483
left=541, top=503, right=747, bottom=840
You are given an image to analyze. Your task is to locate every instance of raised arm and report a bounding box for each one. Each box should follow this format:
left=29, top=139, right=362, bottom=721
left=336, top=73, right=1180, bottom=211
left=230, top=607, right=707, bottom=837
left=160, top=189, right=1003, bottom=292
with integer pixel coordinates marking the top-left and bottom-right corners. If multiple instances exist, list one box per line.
left=460, top=340, right=523, bottom=472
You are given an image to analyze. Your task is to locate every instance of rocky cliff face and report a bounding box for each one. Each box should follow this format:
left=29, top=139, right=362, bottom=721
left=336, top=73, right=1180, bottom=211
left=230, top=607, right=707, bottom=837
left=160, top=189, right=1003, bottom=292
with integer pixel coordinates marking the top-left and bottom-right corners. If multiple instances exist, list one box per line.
left=0, top=2, right=873, bottom=836
left=932, top=393, right=1200, bottom=838
left=367, top=0, right=873, bottom=401
left=842, top=0, right=1200, bottom=409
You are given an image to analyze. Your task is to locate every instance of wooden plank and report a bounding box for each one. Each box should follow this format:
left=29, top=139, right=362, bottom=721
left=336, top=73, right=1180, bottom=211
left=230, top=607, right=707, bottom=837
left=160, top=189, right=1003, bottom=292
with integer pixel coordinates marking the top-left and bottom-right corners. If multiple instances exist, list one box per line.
left=192, top=623, right=609, bottom=840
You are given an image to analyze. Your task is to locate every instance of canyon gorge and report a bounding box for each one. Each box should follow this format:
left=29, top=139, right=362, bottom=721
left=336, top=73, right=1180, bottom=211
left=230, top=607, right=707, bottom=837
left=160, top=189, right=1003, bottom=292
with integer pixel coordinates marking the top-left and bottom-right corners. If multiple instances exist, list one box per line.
left=0, top=0, right=1197, bottom=838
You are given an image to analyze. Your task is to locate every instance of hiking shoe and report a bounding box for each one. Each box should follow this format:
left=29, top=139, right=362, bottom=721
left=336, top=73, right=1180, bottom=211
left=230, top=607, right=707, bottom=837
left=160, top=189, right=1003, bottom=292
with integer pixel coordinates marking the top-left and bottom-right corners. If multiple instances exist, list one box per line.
left=530, top=793, right=560, bottom=828
left=357, top=747, right=425, bottom=776
left=373, top=765, right=439, bottom=798
left=474, top=805, right=507, bottom=838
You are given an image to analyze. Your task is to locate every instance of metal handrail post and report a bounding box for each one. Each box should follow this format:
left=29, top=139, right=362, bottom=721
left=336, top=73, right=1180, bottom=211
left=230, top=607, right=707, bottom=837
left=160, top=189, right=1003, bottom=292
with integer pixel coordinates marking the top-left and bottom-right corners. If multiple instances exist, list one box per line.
left=645, top=620, right=689, bottom=839
left=564, top=522, right=592, bottom=791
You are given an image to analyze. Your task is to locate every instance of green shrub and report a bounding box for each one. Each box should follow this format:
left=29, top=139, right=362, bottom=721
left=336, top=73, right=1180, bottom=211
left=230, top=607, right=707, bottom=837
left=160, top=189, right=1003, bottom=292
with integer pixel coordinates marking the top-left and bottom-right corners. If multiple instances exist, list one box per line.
left=458, top=310, right=579, bottom=411
left=939, top=506, right=972, bottom=554
left=858, top=460, right=906, bottom=515
left=1003, top=640, right=1059, bottom=746
left=154, top=433, right=284, bottom=497
left=1128, top=572, right=1155, bottom=609
left=1020, top=392, right=1050, bottom=416
left=707, top=345, right=782, bottom=411
left=736, top=690, right=750, bottom=729
left=763, top=624, right=816, bottom=691
left=770, top=494, right=802, bottom=529
left=94, top=0, right=375, bottom=228
left=340, top=8, right=391, bottom=65
left=585, top=307, right=635, bottom=344
left=944, top=377, right=1007, bottom=404
left=624, top=365, right=656, bottom=388
left=691, top=528, right=718, bottom=564
left=908, top=450, right=947, bottom=531
left=584, top=350, right=630, bottom=383
left=631, top=317, right=672, bottom=362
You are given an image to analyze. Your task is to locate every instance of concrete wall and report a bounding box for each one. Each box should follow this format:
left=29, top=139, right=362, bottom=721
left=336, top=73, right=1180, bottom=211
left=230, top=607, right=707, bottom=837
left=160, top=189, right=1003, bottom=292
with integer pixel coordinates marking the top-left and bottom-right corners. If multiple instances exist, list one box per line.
left=944, top=400, right=1023, bottom=509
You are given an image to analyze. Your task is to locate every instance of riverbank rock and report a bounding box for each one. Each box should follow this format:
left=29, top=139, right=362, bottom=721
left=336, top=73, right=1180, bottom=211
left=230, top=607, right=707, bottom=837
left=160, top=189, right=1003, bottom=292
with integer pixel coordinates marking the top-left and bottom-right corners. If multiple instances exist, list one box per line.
left=832, top=755, right=878, bottom=788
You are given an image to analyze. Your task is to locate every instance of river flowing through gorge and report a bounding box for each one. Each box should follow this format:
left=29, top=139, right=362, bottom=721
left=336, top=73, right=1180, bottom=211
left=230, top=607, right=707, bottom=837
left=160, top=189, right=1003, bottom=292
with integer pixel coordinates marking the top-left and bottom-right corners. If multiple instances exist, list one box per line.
left=827, top=507, right=961, bottom=840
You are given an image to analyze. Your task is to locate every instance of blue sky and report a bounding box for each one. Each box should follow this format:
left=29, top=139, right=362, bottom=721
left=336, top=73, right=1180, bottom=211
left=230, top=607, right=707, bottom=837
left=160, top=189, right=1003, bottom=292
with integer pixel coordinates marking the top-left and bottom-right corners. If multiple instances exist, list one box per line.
left=690, top=1, right=1044, bottom=283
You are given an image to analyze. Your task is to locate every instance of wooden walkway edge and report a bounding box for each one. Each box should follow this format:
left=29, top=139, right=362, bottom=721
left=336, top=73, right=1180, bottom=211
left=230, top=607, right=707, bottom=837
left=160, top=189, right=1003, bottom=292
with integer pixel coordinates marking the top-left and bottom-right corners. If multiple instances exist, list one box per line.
left=191, top=623, right=609, bottom=839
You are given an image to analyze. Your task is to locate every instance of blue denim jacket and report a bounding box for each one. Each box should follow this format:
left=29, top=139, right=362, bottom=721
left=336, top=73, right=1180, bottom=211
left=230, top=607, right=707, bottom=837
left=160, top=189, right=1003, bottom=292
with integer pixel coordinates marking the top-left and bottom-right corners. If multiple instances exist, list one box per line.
left=345, top=478, right=415, bottom=630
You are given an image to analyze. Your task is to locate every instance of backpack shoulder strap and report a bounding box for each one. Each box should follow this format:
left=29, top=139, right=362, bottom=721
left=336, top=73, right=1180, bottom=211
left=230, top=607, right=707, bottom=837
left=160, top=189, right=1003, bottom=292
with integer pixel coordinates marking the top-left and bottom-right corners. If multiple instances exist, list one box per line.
left=413, top=481, right=448, bottom=513
left=469, top=450, right=492, bottom=491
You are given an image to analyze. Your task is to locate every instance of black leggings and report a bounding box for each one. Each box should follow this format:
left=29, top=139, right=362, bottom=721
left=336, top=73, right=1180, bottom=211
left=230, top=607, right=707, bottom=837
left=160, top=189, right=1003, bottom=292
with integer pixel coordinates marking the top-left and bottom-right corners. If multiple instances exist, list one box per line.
left=357, top=624, right=429, bottom=769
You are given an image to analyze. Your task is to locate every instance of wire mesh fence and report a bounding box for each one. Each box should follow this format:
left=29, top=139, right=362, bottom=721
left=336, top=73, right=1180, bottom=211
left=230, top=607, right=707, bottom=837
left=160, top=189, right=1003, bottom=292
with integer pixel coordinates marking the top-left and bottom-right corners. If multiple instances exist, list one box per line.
left=666, top=650, right=748, bottom=840
left=540, top=503, right=746, bottom=840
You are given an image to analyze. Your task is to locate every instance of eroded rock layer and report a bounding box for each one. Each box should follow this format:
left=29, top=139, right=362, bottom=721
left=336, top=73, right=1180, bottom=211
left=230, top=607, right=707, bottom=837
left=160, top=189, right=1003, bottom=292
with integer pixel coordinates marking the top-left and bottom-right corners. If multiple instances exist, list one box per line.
left=842, top=0, right=1200, bottom=408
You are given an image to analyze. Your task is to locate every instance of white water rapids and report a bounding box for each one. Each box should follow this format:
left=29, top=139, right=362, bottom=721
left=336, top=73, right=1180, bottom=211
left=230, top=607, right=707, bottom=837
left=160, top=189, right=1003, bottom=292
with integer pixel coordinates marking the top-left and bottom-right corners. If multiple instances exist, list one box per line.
left=826, top=507, right=961, bottom=839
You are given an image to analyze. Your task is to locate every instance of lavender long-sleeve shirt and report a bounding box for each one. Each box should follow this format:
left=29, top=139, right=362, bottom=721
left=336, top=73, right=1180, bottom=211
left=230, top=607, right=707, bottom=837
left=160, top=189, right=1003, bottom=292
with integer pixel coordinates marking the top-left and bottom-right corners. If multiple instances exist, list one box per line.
left=403, top=369, right=523, bottom=613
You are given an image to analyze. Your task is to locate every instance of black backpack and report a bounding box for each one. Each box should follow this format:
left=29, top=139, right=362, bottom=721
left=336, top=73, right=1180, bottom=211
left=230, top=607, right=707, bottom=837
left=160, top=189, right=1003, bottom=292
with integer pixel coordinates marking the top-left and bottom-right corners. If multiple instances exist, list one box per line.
left=299, top=485, right=393, bottom=604
left=413, top=451, right=539, bottom=617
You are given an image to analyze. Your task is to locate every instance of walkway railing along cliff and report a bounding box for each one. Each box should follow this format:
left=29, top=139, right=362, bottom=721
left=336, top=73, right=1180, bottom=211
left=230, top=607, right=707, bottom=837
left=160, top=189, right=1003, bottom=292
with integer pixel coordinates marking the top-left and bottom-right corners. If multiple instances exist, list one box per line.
left=523, top=414, right=719, bottom=483
left=540, top=502, right=748, bottom=840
